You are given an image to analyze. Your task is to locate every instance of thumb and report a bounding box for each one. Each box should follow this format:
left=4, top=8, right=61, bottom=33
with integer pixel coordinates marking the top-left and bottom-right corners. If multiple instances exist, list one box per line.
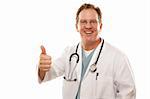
left=40, top=45, right=46, bottom=54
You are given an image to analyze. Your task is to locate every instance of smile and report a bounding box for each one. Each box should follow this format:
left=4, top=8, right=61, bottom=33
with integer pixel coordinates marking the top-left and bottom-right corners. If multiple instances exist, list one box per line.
left=85, top=31, right=93, bottom=34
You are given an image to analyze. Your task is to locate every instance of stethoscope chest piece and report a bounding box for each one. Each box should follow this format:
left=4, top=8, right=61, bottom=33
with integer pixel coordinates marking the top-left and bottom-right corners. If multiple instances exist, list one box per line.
left=90, top=64, right=97, bottom=72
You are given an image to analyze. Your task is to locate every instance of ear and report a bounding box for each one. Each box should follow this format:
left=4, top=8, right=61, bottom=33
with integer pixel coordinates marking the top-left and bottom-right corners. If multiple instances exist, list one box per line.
left=100, top=23, right=102, bottom=29
left=99, top=22, right=102, bottom=32
left=76, top=23, right=79, bottom=32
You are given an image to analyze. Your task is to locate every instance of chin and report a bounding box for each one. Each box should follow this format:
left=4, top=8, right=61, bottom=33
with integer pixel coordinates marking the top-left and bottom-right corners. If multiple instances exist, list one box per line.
left=84, top=38, right=95, bottom=43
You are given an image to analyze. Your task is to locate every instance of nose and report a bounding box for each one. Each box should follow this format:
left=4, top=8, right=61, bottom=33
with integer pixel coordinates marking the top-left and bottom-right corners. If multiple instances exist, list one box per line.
left=84, top=22, right=92, bottom=29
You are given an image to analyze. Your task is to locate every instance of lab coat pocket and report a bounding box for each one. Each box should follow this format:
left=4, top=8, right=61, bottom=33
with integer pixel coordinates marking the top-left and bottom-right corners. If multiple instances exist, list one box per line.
left=95, top=75, right=115, bottom=99
left=62, top=79, right=79, bottom=99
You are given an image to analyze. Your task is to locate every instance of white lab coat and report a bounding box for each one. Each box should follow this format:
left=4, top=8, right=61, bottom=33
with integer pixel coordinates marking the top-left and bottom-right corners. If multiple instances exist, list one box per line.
left=39, top=41, right=136, bottom=99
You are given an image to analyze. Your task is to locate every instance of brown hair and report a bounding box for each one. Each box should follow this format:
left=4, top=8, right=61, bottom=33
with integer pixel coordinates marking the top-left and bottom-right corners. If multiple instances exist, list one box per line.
left=76, top=3, right=102, bottom=23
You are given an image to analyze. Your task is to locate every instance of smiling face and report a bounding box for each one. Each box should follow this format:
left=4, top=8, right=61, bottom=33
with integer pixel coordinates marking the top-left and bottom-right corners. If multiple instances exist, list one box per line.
left=76, top=8, right=102, bottom=44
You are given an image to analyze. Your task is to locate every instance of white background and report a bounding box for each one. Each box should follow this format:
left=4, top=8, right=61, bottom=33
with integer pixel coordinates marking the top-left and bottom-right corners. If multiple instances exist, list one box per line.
left=0, top=0, right=149, bottom=99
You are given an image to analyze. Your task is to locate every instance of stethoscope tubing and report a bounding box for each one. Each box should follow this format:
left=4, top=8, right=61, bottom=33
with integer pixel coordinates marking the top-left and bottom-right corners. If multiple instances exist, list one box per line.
left=65, top=38, right=104, bottom=81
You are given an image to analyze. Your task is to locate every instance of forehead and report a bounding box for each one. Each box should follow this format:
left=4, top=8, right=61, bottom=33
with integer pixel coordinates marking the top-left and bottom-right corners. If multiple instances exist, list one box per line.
left=78, top=9, right=98, bottom=20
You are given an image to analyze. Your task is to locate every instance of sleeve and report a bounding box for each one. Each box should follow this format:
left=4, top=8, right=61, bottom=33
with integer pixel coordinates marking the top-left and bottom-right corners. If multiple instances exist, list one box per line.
left=38, top=66, right=57, bottom=83
left=38, top=46, right=70, bottom=83
left=114, top=55, right=136, bottom=99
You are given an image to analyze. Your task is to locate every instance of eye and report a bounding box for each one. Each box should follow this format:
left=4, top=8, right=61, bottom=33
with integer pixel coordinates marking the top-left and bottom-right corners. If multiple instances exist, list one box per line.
left=80, top=20, right=87, bottom=24
left=90, top=20, right=97, bottom=24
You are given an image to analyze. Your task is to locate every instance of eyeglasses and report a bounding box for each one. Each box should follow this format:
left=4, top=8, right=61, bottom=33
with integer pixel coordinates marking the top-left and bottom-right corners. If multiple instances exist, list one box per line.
left=79, top=19, right=99, bottom=26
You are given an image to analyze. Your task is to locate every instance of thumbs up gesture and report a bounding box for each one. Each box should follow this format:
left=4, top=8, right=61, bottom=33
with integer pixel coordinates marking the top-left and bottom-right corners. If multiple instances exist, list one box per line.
left=39, top=45, right=52, bottom=72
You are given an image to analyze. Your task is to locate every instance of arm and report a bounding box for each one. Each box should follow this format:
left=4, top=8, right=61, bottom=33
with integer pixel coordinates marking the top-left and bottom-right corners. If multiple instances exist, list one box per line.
left=38, top=64, right=58, bottom=83
left=38, top=68, right=46, bottom=81
left=114, top=55, right=136, bottom=99
left=38, top=45, right=68, bottom=83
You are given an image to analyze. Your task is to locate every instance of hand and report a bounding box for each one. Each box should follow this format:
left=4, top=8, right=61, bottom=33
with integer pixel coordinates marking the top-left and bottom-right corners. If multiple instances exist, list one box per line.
left=39, top=45, right=51, bottom=72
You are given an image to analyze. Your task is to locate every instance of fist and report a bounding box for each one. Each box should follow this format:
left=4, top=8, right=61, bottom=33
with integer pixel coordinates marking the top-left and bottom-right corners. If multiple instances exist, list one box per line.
left=39, top=45, right=51, bottom=72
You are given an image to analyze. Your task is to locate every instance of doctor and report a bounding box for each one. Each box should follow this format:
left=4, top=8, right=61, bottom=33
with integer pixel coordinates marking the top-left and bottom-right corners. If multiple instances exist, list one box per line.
left=38, top=3, right=136, bottom=99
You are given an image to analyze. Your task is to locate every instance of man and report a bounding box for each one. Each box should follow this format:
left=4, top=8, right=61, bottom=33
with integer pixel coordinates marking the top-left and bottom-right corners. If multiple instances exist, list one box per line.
left=38, top=3, right=136, bottom=99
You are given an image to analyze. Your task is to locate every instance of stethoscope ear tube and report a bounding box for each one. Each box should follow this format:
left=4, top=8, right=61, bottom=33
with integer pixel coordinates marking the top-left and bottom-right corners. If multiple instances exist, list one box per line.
left=69, top=53, right=79, bottom=63
left=94, top=39, right=104, bottom=65
left=69, top=43, right=80, bottom=63
left=89, top=39, right=104, bottom=73
left=66, top=39, right=104, bottom=81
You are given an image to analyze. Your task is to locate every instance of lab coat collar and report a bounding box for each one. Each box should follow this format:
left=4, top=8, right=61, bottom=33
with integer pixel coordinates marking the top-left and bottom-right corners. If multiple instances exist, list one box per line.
left=76, top=43, right=82, bottom=82
left=82, top=38, right=104, bottom=80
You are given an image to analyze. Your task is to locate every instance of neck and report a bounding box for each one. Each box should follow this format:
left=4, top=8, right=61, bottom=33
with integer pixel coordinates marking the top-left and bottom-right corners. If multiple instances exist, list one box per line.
left=82, top=38, right=101, bottom=51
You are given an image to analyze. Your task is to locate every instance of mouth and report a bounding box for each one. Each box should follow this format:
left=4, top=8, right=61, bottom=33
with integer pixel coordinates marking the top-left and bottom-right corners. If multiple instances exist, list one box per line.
left=84, top=31, right=93, bottom=34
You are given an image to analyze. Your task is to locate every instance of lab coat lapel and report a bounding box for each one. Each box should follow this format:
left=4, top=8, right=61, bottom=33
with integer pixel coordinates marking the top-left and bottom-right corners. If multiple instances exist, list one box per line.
left=76, top=43, right=82, bottom=82
left=83, top=41, right=103, bottom=80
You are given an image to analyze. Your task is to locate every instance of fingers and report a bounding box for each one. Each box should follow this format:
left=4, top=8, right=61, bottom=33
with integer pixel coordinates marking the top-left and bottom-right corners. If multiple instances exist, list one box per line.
left=39, top=45, right=51, bottom=72
left=41, top=45, right=46, bottom=54
left=39, top=57, right=51, bottom=72
left=39, top=59, right=51, bottom=65
left=40, top=54, right=51, bottom=60
left=39, top=65, right=51, bottom=72
left=39, top=54, right=51, bottom=71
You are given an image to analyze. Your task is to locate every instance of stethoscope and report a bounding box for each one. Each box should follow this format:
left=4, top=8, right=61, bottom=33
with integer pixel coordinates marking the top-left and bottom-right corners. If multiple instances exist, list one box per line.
left=64, top=39, right=104, bottom=81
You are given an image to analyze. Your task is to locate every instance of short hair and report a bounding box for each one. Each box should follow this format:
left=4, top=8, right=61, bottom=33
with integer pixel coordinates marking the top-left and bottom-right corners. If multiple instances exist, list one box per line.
left=76, top=3, right=102, bottom=23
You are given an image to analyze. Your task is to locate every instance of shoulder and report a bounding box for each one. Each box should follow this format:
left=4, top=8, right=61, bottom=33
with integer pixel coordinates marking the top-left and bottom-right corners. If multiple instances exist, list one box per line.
left=62, top=43, right=79, bottom=54
left=103, top=41, right=131, bottom=72
left=103, top=41, right=128, bottom=60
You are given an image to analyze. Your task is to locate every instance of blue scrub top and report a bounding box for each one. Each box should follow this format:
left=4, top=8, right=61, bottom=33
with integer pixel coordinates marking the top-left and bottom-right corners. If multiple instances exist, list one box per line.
left=76, top=49, right=95, bottom=99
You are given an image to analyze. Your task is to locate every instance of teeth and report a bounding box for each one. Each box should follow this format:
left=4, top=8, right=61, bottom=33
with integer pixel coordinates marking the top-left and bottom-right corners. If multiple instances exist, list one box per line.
left=85, top=32, right=92, bottom=34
